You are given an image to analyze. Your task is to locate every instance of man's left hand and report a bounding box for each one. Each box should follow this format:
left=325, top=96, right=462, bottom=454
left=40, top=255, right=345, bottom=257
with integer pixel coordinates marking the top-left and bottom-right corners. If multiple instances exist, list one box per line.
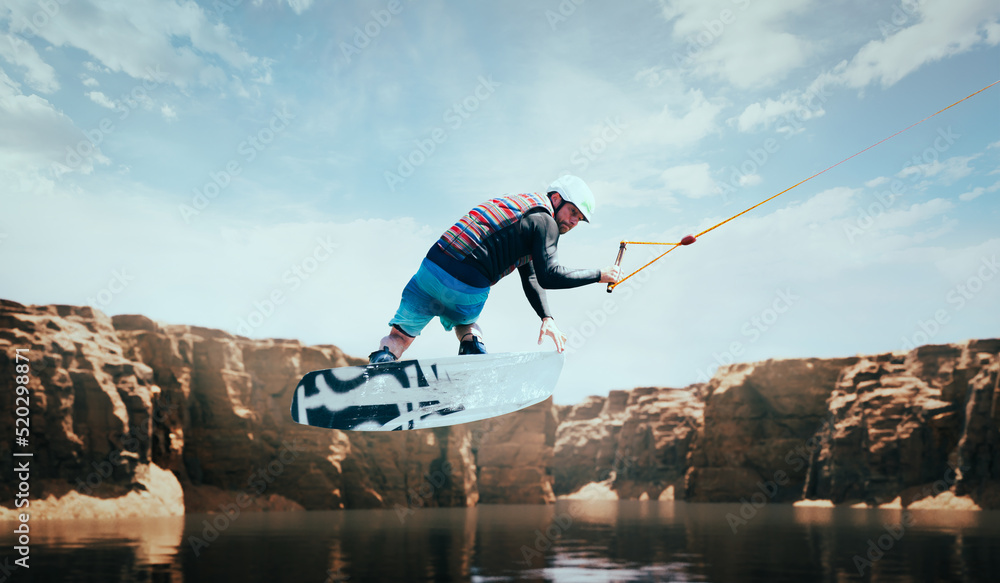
left=538, top=317, right=567, bottom=352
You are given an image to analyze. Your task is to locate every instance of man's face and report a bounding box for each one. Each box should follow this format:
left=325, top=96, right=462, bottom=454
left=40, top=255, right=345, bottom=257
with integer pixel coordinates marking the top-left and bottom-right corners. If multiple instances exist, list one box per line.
left=555, top=199, right=586, bottom=234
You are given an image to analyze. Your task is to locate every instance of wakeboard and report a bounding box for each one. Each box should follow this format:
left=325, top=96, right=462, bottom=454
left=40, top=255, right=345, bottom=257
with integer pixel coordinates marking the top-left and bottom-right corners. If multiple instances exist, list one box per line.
left=290, top=351, right=564, bottom=431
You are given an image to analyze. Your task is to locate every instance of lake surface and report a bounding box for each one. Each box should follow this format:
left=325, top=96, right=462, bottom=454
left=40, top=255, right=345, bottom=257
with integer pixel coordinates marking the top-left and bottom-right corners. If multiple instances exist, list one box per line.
left=3, top=501, right=998, bottom=582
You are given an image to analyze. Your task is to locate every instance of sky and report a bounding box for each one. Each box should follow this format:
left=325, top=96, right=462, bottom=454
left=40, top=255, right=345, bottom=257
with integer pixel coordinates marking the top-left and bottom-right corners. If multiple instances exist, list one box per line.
left=1, top=0, right=998, bottom=404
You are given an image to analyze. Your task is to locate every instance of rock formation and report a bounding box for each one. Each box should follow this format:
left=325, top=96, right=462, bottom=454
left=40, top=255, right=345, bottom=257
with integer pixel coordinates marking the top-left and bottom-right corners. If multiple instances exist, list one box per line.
left=685, top=357, right=859, bottom=503
left=2, top=298, right=997, bottom=517
left=0, top=300, right=553, bottom=519
left=553, top=388, right=704, bottom=500
left=805, top=342, right=1000, bottom=509
left=556, top=345, right=999, bottom=509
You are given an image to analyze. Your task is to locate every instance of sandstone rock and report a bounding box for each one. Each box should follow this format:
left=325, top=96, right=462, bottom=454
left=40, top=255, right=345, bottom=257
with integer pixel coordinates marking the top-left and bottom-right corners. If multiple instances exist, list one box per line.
left=613, top=387, right=703, bottom=499
left=805, top=343, right=998, bottom=507
left=0, top=301, right=161, bottom=509
left=470, top=398, right=557, bottom=504
left=554, top=387, right=704, bottom=500
left=685, top=357, right=859, bottom=502
left=5, top=298, right=997, bottom=515
left=0, top=301, right=533, bottom=518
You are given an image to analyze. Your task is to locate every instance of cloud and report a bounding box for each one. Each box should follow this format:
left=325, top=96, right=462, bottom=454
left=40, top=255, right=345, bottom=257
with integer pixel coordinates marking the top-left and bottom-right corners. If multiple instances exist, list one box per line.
left=0, top=33, right=58, bottom=93
left=1, top=179, right=452, bottom=361
left=160, top=104, right=177, bottom=120
left=733, top=76, right=829, bottom=133
left=2, top=0, right=269, bottom=90
left=634, top=65, right=683, bottom=89
left=600, top=162, right=721, bottom=208
left=661, top=163, right=719, bottom=199
left=0, top=67, right=107, bottom=177
left=959, top=179, right=1000, bottom=201
left=835, top=0, right=1000, bottom=89
left=896, top=154, right=979, bottom=185
left=736, top=0, right=999, bottom=133
left=628, top=89, right=725, bottom=150
left=86, top=90, right=115, bottom=109
left=661, top=0, right=815, bottom=88
left=251, top=0, right=317, bottom=14
left=875, top=197, right=954, bottom=231
left=283, top=0, right=316, bottom=15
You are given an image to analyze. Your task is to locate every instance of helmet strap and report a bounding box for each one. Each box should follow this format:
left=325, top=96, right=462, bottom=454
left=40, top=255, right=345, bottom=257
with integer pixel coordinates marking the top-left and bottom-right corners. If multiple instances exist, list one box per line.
left=548, top=191, right=566, bottom=216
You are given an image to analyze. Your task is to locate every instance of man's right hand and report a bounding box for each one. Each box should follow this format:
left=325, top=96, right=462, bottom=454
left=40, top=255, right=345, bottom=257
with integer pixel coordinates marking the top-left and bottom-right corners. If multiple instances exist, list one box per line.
left=600, top=265, right=623, bottom=284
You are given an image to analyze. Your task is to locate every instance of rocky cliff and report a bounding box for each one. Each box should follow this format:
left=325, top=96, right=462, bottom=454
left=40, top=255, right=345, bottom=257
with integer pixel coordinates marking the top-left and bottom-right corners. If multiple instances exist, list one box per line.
left=553, top=344, right=999, bottom=509
left=0, top=300, right=553, bottom=519
left=553, top=388, right=704, bottom=501
left=2, top=299, right=997, bottom=518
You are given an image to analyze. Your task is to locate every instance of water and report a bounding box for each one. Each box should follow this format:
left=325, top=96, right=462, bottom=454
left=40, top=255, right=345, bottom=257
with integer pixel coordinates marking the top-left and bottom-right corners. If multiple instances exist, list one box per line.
left=3, top=501, right=998, bottom=582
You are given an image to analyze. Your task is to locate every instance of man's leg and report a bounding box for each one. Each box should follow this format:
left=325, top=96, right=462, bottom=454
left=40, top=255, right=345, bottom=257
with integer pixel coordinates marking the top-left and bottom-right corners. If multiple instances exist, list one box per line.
left=454, top=322, right=483, bottom=342
left=374, top=264, right=436, bottom=363
left=455, top=323, right=487, bottom=355
left=379, top=325, right=415, bottom=359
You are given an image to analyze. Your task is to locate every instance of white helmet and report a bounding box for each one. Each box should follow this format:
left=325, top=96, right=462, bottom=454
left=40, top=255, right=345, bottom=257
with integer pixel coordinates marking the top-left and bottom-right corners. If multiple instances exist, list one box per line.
left=548, top=175, right=595, bottom=222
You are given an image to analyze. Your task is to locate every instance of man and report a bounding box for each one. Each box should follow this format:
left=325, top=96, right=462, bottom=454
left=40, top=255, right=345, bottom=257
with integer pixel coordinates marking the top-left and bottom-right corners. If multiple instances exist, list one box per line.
left=369, top=175, right=622, bottom=364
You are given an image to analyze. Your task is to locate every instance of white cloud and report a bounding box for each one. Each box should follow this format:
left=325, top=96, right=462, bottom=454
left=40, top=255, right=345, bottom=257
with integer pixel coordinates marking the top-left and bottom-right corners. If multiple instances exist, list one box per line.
left=2, top=0, right=269, bottom=90
left=959, top=179, right=1000, bottom=201
left=0, top=67, right=107, bottom=177
left=634, top=65, right=683, bottom=89
left=835, top=0, right=1000, bottom=89
left=86, top=90, right=115, bottom=109
left=160, top=104, right=177, bottom=120
left=866, top=176, right=890, bottom=188
left=734, top=74, right=830, bottom=133
left=876, top=198, right=954, bottom=231
left=931, top=237, right=1000, bottom=282
left=959, top=186, right=986, bottom=202
left=661, top=0, right=815, bottom=88
left=0, top=33, right=59, bottom=93
left=628, top=89, right=725, bottom=150
left=1, top=180, right=453, bottom=362
left=586, top=178, right=681, bottom=212
left=284, top=0, right=316, bottom=15
left=83, top=61, right=110, bottom=74
left=736, top=0, right=999, bottom=133
left=897, top=154, right=979, bottom=185
left=81, top=75, right=99, bottom=87
left=252, top=0, right=316, bottom=14
left=660, top=163, right=718, bottom=199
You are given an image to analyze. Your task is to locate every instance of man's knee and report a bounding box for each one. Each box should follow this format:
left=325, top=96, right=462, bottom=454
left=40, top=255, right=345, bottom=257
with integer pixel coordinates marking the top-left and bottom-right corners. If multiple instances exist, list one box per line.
left=391, top=324, right=415, bottom=339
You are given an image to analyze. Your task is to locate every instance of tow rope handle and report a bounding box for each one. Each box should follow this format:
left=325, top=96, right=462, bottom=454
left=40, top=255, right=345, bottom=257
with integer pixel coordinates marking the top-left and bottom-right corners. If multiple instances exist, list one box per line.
left=607, top=235, right=697, bottom=293
left=607, top=242, right=626, bottom=293
left=599, top=81, right=1000, bottom=294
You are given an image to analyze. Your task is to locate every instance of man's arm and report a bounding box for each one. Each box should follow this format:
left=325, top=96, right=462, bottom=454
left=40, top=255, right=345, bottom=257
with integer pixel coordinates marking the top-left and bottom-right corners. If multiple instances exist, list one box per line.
left=524, top=213, right=601, bottom=289
left=518, top=262, right=570, bottom=352
left=517, top=262, right=551, bottom=320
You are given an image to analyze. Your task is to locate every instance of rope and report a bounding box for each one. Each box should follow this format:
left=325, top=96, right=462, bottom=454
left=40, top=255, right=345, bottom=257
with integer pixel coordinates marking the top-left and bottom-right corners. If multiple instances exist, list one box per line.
left=608, top=78, right=1000, bottom=292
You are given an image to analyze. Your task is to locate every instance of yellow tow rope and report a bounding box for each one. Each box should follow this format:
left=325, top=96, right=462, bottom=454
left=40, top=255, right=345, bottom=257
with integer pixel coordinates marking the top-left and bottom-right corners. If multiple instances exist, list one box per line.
left=607, top=78, right=1000, bottom=293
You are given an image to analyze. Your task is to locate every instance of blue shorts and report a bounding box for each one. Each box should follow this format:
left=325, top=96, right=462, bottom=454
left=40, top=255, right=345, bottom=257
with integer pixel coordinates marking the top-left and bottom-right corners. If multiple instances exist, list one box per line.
left=388, top=258, right=490, bottom=337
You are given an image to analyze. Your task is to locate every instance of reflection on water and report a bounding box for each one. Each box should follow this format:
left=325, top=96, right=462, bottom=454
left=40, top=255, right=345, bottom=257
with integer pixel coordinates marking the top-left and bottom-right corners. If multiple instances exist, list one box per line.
left=2, top=501, right=999, bottom=582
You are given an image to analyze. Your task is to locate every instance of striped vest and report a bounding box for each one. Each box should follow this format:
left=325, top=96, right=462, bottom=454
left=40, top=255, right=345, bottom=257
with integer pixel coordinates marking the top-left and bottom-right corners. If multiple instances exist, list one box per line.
left=435, top=192, right=554, bottom=279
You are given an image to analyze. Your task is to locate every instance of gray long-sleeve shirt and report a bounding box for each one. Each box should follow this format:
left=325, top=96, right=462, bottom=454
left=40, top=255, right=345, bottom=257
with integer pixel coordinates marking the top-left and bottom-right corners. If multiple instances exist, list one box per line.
left=426, top=208, right=601, bottom=319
